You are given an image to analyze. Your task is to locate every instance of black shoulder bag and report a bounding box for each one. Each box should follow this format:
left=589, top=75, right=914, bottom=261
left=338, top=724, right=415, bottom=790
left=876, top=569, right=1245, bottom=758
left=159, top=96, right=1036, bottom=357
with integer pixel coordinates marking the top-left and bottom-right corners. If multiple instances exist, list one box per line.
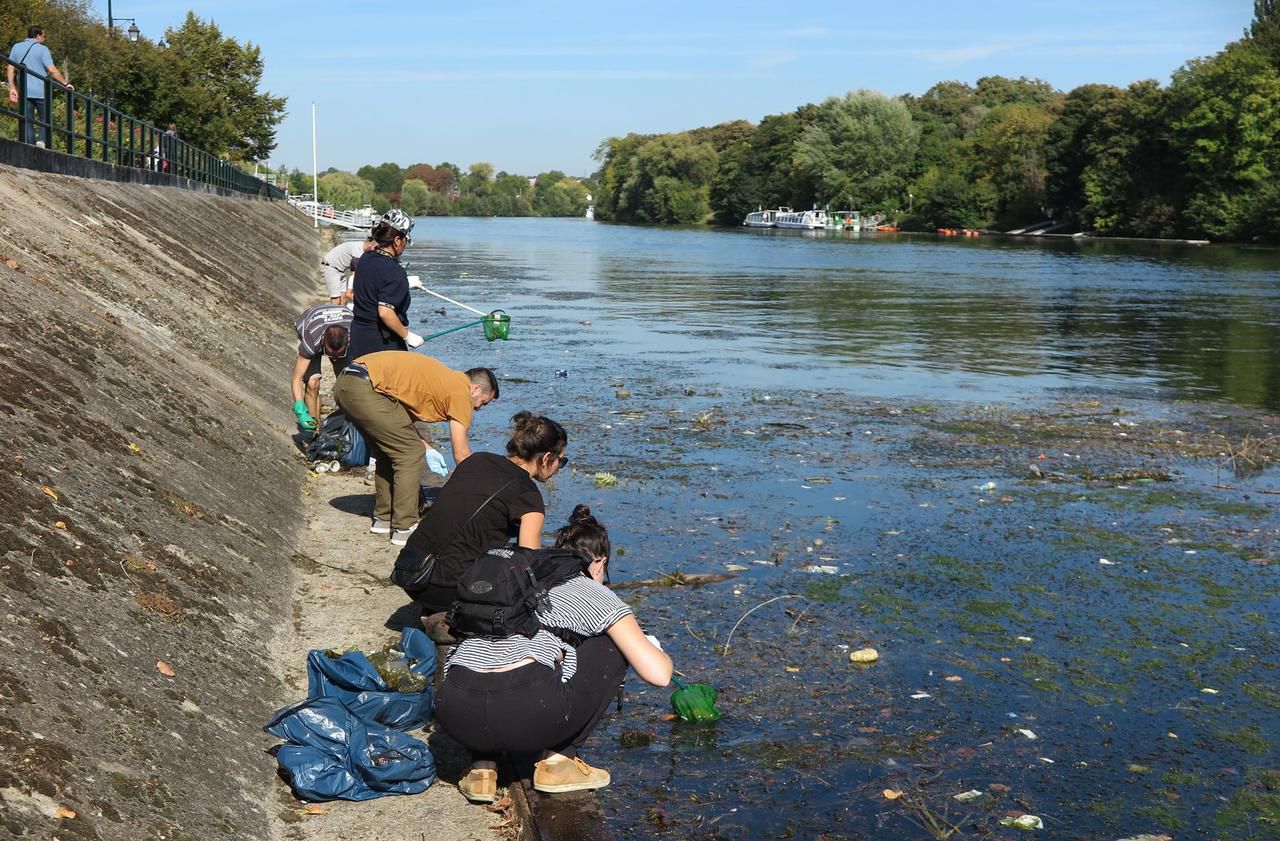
left=390, top=480, right=516, bottom=589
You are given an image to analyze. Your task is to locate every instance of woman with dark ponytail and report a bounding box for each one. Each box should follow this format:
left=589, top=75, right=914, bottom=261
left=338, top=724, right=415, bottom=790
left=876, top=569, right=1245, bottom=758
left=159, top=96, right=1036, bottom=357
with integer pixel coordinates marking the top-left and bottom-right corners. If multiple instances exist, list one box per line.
left=435, top=506, right=672, bottom=804
left=396, top=411, right=568, bottom=623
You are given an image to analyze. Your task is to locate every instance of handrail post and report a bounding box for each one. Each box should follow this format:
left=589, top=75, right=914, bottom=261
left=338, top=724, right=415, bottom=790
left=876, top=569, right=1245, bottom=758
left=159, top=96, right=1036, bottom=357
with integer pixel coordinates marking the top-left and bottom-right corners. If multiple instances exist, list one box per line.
left=64, top=90, right=74, bottom=153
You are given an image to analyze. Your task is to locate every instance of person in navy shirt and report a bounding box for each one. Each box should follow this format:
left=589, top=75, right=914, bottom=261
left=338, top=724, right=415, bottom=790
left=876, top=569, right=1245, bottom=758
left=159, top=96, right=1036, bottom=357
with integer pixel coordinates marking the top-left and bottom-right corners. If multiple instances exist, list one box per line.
left=349, top=210, right=422, bottom=359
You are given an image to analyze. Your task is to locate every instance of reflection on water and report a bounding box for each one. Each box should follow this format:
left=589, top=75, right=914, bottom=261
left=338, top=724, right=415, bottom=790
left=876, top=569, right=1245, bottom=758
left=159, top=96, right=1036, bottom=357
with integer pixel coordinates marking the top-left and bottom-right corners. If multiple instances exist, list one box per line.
left=409, top=219, right=1280, bottom=409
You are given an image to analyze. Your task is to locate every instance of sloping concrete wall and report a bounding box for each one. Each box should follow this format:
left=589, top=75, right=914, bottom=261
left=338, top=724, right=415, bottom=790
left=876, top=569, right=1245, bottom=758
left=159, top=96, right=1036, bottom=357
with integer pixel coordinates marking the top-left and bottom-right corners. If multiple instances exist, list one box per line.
left=0, top=163, right=320, bottom=840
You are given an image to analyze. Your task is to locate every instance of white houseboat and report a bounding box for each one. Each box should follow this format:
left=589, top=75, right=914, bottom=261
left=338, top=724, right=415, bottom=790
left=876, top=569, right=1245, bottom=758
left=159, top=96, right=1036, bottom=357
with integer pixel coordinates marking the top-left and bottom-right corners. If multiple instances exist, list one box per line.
left=743, top=207, right=778, bottom=228
left=775, top=208, right=828, bottom=229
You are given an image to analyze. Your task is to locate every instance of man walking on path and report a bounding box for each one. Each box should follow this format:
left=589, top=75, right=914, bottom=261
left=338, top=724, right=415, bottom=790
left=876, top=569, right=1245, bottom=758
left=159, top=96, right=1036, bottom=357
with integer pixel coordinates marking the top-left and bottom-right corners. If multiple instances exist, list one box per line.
left=290, top=302, right=353, bottom=430
left=321, top=237, right=375, bottom=304
left=334, top=352, right=499, bottom=545
left=7, top=26, right=73, bottom=148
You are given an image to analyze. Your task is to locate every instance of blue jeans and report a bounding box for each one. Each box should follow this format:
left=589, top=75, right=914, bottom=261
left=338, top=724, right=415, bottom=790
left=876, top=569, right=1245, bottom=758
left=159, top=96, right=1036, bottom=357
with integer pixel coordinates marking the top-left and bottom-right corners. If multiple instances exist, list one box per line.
left=23, top=97, right=48, bottom=146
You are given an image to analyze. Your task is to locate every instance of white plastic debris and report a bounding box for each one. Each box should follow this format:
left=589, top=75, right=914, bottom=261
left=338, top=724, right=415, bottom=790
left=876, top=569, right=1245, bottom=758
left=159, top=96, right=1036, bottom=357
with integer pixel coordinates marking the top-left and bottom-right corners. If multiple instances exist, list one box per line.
left=952, top=789, right=984, bottom=802
left=1017, top=728, right=1038, bottom=740
left=1200, top=687, right=1219, bottom=695
left=910, top=692, right=932, bottom=700
left=1098, top=558, right=1116, bottom=565
left=800, top=564, right=839, bottom=574
left=999, top=815, right=1044, bottom=830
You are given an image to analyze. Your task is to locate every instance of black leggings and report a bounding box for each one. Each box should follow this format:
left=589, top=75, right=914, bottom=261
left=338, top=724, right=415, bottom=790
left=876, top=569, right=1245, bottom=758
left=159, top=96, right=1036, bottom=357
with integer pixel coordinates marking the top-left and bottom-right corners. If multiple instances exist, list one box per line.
left=434, top=635, right=627, bottom=759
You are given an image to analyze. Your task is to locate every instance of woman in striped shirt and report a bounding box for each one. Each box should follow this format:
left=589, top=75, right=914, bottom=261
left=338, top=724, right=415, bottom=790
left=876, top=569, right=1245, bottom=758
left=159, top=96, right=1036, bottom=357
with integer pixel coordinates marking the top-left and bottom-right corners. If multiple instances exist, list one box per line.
left=434, top=506, right=673, bottom=803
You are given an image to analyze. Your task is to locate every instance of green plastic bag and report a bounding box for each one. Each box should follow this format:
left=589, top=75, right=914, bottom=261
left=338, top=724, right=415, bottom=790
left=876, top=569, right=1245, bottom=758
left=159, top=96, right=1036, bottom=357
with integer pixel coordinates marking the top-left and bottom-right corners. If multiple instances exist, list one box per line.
left=670, top=678, right=721, bottom=722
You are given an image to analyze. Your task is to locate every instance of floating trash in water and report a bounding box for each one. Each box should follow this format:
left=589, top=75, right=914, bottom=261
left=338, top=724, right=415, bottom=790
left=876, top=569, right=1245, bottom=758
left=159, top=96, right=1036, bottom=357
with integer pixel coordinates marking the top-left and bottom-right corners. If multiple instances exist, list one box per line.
left=1000, top=814, right=1044, bottom=830
left=1200, top=687, right=1219, bottom=694
left=724, top=563, right=749, bottom=572
left=799, top=564, right=839, bottom=574
left=555, top=369, right=568, bottom=378
left=1017, top=729, right=1038, bottom=740
left=882, top=789, right=903, bottom=800
left=593, top=472, right=618, bottom=487
left=953, top=789, right=984, bottom=802
left=974, top=481, right=997, bottom=492
left=910, top=692, right=931, bottom=700
left=849, top=648, right=879, bottom=664
left=1099, top=558, right=1117, bottom=565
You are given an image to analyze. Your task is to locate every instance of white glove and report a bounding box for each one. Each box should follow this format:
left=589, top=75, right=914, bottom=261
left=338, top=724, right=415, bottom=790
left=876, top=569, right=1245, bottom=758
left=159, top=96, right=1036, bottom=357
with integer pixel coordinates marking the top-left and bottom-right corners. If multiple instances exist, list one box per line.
left=425, top=446, right=449, bottom=477
left=644, top=634, right=663, bottom=651
left=405, top=331, right=424, bottom=348
left=407, top=275, right=423, bottom=290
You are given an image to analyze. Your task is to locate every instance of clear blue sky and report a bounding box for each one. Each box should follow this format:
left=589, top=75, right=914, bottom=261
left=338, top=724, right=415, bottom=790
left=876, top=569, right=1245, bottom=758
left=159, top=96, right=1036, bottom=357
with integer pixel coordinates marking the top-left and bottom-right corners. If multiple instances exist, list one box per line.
left=91, top=1, right=1252, bottom=177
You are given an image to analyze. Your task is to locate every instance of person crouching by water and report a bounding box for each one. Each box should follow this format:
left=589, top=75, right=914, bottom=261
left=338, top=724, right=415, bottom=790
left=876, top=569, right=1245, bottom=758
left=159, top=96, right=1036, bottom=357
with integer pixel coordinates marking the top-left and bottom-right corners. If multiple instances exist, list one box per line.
left=434, top=505, right=672, bottom=803
left=348, top=209, right=423, bottom=359
left=396, top=412, right=566, bottom=631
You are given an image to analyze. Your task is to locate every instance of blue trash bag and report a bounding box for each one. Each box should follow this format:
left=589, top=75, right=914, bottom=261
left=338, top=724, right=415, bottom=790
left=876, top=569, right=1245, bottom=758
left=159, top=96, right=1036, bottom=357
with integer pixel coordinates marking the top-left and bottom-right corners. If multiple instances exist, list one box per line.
left=265, top=697, right=435, bottom=801
left=305, top=627, right=436, bottom=731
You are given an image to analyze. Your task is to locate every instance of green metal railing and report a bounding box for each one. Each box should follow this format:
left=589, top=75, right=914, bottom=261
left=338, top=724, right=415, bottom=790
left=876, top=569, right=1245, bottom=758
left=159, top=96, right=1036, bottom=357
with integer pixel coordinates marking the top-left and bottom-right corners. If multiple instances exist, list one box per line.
left=3, top=55, right=283, bottom=199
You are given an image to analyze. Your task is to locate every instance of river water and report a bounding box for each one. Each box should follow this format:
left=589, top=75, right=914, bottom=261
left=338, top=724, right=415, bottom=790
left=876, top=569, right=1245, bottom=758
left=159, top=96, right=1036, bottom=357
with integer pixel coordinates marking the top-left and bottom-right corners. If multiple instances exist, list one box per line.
left=403, top=219, right=1280, bottom=839
left=407, top=218, right=1280, bottom=411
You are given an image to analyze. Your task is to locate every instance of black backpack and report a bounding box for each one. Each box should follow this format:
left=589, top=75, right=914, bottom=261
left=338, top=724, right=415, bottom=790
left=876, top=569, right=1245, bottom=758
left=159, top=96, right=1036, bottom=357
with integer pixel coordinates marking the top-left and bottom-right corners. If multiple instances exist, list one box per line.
left=446, top=546, right=591, bottom=641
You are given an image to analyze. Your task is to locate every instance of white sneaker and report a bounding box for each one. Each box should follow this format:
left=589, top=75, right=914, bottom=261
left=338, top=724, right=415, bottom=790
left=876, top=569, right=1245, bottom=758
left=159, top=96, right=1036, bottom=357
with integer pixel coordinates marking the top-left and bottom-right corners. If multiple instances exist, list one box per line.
left=34, top=140, right=45, bottom=149
left=370, top=517, right=392, bottom=535
left=390, top=524, right=417, bottom=546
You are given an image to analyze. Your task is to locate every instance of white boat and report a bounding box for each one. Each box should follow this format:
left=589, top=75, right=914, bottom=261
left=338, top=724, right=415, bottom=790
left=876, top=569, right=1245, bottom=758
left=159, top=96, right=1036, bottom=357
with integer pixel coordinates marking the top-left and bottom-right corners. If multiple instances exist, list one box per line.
left=775, top=208, right=827, bottom=229
left=743, top=207, right=778, bottom=228
left=584, top=205, right=595, bottom=220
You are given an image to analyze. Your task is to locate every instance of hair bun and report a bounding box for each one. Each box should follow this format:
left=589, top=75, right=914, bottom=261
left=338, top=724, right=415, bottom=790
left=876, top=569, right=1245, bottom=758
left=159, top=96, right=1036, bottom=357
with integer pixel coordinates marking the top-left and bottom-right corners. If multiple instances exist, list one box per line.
left=569, top=503, right=594, bottom=524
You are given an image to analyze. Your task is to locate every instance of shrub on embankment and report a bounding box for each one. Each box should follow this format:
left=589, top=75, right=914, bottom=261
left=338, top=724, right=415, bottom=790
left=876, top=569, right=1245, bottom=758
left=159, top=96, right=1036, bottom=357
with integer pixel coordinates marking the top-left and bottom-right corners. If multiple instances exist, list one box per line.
left=0, top=164, right=319, bottom=839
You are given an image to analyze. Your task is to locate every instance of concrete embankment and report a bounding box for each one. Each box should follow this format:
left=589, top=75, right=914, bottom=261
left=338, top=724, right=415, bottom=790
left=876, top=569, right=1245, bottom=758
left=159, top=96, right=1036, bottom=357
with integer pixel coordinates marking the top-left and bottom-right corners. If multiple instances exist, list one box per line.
left=0, top=161, right=318, bottom=839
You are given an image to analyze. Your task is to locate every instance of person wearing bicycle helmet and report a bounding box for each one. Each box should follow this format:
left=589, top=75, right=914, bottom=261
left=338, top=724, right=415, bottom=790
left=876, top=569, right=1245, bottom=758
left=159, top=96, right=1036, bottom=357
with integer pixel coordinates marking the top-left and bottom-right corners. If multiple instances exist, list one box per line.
left=349, top=210, right=422, bottom=360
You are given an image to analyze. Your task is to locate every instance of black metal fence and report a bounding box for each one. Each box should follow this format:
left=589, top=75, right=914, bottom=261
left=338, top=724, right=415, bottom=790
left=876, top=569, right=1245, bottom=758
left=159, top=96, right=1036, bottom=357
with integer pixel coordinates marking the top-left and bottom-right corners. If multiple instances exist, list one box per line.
left=3, top=55, right=283, bottom=199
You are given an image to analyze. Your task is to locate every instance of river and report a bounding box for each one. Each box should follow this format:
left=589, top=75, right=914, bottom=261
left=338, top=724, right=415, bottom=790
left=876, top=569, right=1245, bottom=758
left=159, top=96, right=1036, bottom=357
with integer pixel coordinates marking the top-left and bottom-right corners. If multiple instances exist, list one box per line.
left=406, top=218, right=1280, bottom=410
left=403, top=218, right=1280, bottom=840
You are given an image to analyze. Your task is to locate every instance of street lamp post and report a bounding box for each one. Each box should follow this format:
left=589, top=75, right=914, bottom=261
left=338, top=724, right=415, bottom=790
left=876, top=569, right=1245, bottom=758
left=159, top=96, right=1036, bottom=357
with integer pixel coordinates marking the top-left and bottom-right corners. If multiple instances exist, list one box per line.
left=106, top=1, right=141, bottom=41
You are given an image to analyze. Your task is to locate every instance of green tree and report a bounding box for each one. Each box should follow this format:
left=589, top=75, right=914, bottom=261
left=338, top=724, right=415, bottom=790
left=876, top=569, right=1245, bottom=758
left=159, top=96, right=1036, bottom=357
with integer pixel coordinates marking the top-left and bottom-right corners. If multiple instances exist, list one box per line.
left=356, top=162, right=404, bottom=195
left=371, top=194, right=391, bottom=214
left=533, top=171, right=589, bottom=216
left=971, top=102, right=1057, bottom=226
left=1044, top=84, right=1122, bottom=223
left=318, top=171, right=374, bottom=208
left=1168, top=41, right=1280, bottom=240
left=1250, top=0, right=1280, bottom=70
left=792, top=90, right=919, bottom=210
left=160, top=13, right=285, bottom=161
left=399, top=179, right=430, bottom=216
left=1075, top=80, right=1181, bottom=237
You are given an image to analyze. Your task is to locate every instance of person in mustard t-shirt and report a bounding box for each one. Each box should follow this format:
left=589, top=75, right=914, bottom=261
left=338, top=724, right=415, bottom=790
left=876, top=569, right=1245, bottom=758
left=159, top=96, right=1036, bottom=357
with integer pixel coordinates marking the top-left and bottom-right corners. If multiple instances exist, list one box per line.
left=334, top=351, right=499, bottom=544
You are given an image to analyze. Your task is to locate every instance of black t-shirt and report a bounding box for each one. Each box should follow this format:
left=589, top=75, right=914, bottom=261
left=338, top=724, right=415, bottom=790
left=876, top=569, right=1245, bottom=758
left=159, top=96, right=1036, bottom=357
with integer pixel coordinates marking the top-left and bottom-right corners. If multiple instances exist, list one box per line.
left=397, top=452, right=544, bottom=606
left=349, top=249, right=410, bottom=360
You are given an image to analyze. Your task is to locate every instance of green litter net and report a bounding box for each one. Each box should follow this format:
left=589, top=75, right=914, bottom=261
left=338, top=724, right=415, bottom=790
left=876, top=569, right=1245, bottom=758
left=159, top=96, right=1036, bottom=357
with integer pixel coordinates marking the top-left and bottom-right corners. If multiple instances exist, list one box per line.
left=481, top=310, right=510, bottom=341
left=670, top=678, right=721, bottom=722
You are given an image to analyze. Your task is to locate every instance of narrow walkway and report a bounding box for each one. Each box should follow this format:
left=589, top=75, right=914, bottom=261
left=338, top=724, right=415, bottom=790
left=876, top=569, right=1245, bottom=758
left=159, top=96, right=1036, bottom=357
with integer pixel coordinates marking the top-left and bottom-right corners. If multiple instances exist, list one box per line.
left=264, top=463, right=508, bottom=841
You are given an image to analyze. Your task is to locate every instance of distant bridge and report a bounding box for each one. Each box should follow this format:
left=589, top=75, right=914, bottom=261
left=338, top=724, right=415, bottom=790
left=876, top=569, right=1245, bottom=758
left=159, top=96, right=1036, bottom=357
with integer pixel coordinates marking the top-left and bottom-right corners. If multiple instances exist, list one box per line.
left=287, top=196, right=374, bottom=231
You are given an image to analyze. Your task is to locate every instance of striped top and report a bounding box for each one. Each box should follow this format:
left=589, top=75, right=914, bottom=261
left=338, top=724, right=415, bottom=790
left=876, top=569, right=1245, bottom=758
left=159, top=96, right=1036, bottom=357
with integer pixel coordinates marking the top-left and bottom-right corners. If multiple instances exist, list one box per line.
left=445, top=575, right=633, bottom=682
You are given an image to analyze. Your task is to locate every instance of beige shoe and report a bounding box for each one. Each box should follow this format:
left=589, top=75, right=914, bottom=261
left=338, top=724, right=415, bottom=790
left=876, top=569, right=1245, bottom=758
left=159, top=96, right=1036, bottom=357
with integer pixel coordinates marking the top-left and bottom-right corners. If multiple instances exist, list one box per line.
left=458, top=768, right=497, bottom=803
left=532, top=756, right=610, bottom=793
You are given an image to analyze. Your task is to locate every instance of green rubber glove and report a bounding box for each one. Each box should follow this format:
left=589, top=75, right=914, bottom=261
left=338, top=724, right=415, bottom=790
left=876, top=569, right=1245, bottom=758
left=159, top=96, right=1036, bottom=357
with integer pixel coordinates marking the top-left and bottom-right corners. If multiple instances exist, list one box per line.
left=293, top=399, right=317, bottom=430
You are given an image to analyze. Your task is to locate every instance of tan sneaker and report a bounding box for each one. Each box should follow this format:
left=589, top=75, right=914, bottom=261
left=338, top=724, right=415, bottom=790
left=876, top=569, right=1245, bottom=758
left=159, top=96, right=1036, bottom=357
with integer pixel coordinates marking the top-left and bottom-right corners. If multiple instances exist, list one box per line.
left=532, top=757, right=610, bottom=793
left=458, top=768, right=497, bottom=803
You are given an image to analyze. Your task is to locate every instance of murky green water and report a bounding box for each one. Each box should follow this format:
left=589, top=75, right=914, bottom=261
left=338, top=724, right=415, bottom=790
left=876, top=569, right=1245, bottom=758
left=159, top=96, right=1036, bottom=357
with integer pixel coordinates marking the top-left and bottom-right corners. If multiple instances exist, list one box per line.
left=405, top=219, right=1280, bottom=839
